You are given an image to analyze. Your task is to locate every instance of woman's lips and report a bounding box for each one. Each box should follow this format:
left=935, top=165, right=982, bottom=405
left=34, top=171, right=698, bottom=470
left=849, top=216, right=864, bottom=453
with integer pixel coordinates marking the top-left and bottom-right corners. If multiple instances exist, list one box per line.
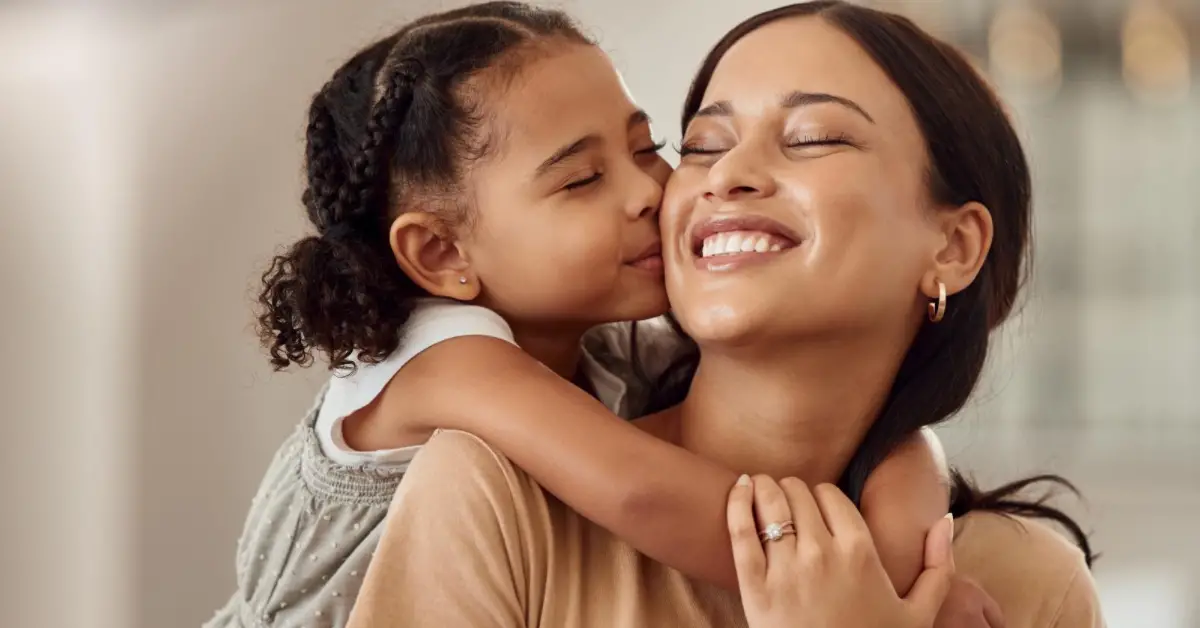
left=698, top=230, right=793, bottom=258
left=688, top=214, right=801, bottom=272
left=689, top=213, right=801, bottom=254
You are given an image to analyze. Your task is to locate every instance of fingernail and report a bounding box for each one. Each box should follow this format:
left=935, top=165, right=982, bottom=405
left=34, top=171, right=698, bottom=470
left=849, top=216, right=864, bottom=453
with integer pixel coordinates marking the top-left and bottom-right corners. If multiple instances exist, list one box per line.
left=942, top=514, right=955, bottom=558
left=737, top=474, right=752, bottom=487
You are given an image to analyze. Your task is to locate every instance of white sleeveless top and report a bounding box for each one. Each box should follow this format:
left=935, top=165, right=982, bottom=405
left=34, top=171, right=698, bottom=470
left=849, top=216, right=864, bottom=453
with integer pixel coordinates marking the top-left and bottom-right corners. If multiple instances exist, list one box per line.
left=315, top=299, right=643, bottom=470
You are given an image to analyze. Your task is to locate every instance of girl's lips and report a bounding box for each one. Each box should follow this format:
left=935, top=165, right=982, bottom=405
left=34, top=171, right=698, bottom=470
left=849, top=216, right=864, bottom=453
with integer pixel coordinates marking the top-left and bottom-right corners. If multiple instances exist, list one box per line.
left=626, top=241, right=663, bottom=272
left=630, top=254, right=664, bottom=272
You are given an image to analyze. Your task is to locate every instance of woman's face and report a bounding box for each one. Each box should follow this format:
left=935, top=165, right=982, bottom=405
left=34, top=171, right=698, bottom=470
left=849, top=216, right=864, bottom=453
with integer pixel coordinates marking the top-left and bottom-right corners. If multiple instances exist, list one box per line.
left=662, top=16, right=946, bottom=345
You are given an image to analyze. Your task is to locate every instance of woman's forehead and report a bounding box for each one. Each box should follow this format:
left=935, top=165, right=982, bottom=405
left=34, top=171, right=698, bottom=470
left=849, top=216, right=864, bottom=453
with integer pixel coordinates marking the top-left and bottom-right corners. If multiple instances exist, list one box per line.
left=700, top=18, right=902, bottom=124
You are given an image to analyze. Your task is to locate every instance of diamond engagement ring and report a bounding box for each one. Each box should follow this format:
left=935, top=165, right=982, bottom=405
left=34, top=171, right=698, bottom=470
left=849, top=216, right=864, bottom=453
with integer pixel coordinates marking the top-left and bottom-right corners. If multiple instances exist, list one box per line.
left=758, top=521, right=797, bottom=543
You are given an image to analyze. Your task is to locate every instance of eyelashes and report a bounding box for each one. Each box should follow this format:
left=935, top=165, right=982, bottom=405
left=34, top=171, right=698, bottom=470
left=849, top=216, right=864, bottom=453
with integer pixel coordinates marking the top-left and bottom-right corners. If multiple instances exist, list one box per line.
left=674, top=142, right=713, bottom=157
left=563, top=172, right=602, bottom=190
left=637, top=140, right=668, bottom=156
left=562, top=139, right=667, bottom=192
left=786, top=131, right=858, bottom=149
left=676, top=132, right=859, bottom=157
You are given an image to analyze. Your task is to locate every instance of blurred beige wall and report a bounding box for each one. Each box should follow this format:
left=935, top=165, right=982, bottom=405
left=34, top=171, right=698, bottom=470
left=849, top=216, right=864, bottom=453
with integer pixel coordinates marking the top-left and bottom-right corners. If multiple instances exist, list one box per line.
left=2, top=1, right=1197, bottom=627
left=2, top=9, right=139, bottom=628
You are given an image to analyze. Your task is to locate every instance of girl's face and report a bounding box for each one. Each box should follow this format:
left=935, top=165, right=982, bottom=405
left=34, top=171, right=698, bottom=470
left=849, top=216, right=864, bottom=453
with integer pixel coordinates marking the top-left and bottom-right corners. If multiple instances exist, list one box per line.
left=661, top=17, right=953, bottom=346
left=458, top=43, right=672, bottom=329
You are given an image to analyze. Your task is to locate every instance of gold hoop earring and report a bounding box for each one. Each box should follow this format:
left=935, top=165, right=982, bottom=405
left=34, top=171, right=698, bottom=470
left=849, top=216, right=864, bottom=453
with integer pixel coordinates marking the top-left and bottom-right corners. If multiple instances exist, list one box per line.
left=928, top=281, right=946, bottom=323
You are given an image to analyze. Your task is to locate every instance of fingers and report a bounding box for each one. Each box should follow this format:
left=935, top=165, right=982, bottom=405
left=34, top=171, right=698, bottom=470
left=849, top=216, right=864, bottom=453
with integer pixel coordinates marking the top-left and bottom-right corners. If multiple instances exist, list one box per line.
left=934, top=578, right=1006, bottom=628
left=752, top=475, right=796, bottom=567
left=925, top=513, right=955, bottom=571
left=727, top=474, right=766, bottom=584
left=811, top=483, right=869, bottom=541
left=811, top=483, right=888, bottom=587
left=779, top=478, right=831, bottom=550
left=980, top=587, right=1006, bottom=628
left=752, top=474, right=795, bottom=541
left=905, top=515, right=956, bottom=622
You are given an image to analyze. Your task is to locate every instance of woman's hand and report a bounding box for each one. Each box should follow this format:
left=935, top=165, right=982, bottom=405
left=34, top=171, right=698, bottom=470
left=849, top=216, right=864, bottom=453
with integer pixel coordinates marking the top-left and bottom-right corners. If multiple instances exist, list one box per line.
left=935, top=577, right=1006, bottom=628
left=728, top=474, right=956, bottom=628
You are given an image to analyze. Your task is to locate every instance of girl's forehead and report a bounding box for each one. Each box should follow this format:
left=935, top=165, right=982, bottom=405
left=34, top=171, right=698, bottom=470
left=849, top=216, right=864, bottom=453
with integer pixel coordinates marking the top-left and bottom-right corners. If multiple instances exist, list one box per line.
left=484, top=45, right=643, bottom=159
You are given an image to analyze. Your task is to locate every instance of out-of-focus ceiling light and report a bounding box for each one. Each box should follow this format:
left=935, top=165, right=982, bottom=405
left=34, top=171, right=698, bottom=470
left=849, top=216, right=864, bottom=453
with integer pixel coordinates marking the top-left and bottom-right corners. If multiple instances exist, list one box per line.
left=988, top=3, right=1063, bottom=96
left=1122, top=0, right=1190, bottom=105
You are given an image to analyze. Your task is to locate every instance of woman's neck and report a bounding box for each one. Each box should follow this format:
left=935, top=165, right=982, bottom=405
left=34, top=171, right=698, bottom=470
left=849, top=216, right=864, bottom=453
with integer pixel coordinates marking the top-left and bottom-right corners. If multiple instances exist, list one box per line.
left=678, top=333, right=910, bottom=485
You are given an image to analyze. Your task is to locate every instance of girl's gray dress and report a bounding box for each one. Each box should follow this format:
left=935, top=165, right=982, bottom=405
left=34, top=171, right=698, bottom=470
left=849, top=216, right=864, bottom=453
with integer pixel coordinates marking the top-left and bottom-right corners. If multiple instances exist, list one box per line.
left=204, top=321, right=672, bottom=627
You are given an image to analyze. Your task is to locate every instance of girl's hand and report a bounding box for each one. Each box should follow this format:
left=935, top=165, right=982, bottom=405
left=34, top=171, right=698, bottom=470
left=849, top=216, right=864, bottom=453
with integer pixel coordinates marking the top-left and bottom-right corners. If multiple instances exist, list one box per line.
left=728, top=474, right=955, bottom=628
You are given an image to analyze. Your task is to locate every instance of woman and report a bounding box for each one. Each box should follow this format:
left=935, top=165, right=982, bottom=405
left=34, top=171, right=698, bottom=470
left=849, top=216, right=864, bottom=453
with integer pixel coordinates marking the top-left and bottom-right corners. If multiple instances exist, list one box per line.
left=348, top=3, right=1101, bottom=627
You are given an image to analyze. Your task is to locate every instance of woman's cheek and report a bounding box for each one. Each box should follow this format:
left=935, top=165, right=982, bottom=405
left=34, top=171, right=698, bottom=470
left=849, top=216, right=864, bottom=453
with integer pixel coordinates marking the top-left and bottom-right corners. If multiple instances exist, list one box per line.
left=662, top=169, right=705, bottom=230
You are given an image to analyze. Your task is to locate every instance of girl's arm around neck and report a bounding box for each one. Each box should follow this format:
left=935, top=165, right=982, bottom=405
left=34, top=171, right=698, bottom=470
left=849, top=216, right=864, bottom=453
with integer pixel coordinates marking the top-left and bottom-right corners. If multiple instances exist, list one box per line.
left=368, top=335, right=949, bottom=592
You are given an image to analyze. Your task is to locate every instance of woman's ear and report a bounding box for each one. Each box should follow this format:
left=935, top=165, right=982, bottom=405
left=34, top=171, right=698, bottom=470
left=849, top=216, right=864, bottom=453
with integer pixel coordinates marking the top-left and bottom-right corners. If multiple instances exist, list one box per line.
left=389, top=213, right=480, bottom=301
left=922, top=201, right=993, bottom=299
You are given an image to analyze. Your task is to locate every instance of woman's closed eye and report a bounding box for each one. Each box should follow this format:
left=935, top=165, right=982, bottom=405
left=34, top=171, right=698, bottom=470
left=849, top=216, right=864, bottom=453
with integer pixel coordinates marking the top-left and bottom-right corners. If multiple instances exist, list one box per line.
left=677, top=141, right=725, bottom=158
left=678, top=131, right=859, bottom=162
left=785, top=131, right=860, bottom=150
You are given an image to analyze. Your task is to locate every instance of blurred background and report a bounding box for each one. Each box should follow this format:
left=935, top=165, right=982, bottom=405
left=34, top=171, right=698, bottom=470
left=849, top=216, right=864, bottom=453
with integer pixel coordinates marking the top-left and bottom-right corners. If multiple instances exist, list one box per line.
left=1, top=0, right=1196, bottom=626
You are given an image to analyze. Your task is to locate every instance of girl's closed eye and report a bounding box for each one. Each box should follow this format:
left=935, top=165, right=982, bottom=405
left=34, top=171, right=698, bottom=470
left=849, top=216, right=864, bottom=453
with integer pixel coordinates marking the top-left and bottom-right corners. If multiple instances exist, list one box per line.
left=635, top=140, right=667, bottom=156
left=632, top=139, right=667, bottom=171
left=563, top=171, right=602, bottom=191
left=564, top=140, right=665, bottom=191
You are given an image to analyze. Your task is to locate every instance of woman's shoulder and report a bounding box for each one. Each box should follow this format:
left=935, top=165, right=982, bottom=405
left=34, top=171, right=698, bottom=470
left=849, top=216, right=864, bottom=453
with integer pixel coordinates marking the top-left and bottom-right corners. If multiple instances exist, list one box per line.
left=350, top=430, right=554, bottom=627
left=954, top=512, right=1103, bottom=628
left=402, top=429, right=554, bottom=519
left=955, top=510, right=1089, bottom=570
left=410, top=429, right=532, bottom=490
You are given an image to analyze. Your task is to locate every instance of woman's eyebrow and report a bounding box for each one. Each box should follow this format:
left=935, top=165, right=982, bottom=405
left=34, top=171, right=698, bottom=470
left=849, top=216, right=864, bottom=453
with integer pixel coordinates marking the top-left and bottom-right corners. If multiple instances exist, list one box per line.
left=693, top=91, right=875, bottom=124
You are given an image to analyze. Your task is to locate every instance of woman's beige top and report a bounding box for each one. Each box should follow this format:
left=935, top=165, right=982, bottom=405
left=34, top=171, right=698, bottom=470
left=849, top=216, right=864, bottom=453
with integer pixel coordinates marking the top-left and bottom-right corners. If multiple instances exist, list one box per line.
left=347, top=430, right=1103, bottom=628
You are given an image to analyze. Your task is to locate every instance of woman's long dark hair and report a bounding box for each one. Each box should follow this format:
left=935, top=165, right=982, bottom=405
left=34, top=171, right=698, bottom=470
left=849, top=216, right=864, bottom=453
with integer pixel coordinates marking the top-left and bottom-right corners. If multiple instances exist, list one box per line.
left=649, top=1, right=1092, bottom=566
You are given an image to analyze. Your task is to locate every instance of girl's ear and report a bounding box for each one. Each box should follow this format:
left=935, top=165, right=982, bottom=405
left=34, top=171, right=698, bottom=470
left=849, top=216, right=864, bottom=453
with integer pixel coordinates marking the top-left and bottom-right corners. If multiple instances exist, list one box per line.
left=389, top=213, right=479, bottom=300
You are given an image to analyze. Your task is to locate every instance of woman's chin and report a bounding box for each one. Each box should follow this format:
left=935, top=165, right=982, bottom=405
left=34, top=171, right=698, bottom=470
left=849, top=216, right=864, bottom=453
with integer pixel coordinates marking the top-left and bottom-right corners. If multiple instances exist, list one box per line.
left=676, top=300, right=780, bottom=347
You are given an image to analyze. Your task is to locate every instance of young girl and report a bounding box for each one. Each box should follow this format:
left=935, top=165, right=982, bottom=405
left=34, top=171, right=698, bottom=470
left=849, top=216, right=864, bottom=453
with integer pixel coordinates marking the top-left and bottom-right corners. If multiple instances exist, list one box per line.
left=207, top=3, right=949, bottom=626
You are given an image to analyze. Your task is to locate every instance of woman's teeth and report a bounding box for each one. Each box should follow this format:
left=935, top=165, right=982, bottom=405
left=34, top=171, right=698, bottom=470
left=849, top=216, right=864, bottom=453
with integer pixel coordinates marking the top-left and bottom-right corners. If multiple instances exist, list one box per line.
left=700, top=231, right=790, bottom=258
